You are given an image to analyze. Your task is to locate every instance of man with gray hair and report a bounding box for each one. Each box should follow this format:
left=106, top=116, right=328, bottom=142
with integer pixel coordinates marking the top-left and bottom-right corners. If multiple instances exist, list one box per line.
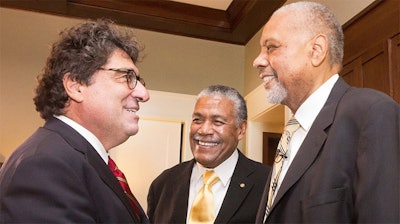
left=148, top=85, right=270, bottom=223
left=253, top=1, right=399, bottom=223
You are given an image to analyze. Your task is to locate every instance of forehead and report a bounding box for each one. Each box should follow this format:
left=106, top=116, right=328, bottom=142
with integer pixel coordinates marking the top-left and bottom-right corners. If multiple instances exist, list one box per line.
left=261, top=10, right=304, bottom=44
left=193, top=96, right=235, bottom=116
left=104, top=49, right=138, bottom=72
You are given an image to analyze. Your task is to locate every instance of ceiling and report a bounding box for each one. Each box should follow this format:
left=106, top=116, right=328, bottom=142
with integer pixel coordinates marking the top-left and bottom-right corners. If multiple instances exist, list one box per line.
left=0, top=0, right=286, bottom=45
left=171, top=0, right=233, bottom=10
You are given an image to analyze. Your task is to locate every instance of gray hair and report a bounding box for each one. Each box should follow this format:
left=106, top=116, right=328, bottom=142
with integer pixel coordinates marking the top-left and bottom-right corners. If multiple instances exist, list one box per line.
left=197, top=85, right=247, bottom=125
left=275, top=1, right=344, bottom=67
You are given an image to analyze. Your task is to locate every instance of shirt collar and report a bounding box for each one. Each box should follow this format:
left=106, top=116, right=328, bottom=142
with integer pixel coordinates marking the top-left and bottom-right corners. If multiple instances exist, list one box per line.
left=54, top=115, right=108, bottom=164
left=192, top=149, right=239, bottom=187
left=295, top=74, right=339, bottom=131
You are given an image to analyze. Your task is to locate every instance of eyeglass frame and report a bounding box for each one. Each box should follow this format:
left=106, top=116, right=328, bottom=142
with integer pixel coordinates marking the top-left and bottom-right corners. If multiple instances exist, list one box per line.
left=98, top=67, right=145, bottom=89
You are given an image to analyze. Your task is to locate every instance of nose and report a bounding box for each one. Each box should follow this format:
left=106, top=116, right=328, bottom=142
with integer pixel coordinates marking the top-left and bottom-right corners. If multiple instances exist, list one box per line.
left=253, top=52, right=266, bottom=69
left=198, top=121, right=213, bottom=135
left=132, top=82, right=150, bottom=102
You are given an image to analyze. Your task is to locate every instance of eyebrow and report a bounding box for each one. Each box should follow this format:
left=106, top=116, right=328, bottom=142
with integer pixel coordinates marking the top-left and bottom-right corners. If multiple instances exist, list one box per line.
left=110, top=67, right=139, bottom=74
left=262, top=38, right=277, bottom=46
left=192, top=112, right=227, bottom=121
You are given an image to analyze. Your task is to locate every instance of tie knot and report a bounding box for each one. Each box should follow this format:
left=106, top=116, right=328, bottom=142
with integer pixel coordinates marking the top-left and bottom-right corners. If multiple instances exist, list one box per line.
left=203, top=170, right=219, bottom=187
left=108, top=156, right=118, bottom=171
left=285, top=116, right=300, bottom=132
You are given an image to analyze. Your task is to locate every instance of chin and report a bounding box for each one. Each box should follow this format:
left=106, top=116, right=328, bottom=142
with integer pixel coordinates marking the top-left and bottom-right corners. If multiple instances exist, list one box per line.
left=127, top=127, right=139, bottom=136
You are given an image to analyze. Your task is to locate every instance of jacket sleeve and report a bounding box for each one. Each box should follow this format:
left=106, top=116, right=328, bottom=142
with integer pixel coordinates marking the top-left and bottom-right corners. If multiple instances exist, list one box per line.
left=354, top=98, right=400, bottom=223
left=1, top=154, right=97, bottom=223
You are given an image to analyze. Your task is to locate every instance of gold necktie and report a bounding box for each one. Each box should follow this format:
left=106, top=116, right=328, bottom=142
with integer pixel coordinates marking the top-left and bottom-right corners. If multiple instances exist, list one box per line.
left=266, top=116, right=300, bottom=217
left=189, top=170, right=220, bottom=224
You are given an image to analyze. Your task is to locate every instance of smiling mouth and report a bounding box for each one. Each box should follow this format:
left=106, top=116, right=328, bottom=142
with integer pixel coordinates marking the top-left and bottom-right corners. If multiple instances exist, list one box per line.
left=263, top=75, right=275, bottom=80
left=197, top=140, right=219, bottom=147
left=262, top=75, right=276, bottom=85
left=126, top=109, right=137, bottom=113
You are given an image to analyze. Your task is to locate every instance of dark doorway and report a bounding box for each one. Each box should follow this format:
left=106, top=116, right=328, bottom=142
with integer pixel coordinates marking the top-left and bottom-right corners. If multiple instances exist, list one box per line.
left=262, top=132, right=281, bottom=166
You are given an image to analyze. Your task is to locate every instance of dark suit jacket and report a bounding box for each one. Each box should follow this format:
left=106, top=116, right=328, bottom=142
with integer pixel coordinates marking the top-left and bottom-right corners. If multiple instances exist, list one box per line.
left=0, top=118, right=149, bottom=223
left=256, top=77, right=400, bottom=223
left=147, top=150, right=270, bottom=224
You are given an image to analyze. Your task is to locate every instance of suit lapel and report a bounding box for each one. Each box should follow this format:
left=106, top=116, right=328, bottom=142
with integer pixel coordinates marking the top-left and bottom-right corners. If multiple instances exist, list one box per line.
left=271, top=78, right=351, bottom=210
left=256, top=172, right=271, bottom=223
left=86, top=148, right=142, bottom=223
left=44, top=118, right=141, bottom=223
left=170, top=160, right=194, bottom=223
left=214, top=151, right=255, bottom=223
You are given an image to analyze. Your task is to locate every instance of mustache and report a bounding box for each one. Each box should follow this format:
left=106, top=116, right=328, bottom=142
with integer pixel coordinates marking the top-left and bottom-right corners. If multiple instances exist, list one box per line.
left=265, top=70, right=278, bottom=78
left=192, top=134, right=222, bottom=143
left=257, top=68, right=278, bottom=78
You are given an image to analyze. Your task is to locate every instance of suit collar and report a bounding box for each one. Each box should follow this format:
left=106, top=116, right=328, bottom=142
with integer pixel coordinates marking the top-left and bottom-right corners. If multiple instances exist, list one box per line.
left=215, top=151, right=259, bottom=223
left=44, top=118, right=144, bottom=223
left=44, top=118, right=91, bottom=154
left=192, top=149, right=239, bottom=187
left=170, top=151, right=258, bottom=223
left=270, top=78, right=351, bottom=211
left=170, top=160, right=195, bottom=223
left=53, top=115, right=108, bottom=162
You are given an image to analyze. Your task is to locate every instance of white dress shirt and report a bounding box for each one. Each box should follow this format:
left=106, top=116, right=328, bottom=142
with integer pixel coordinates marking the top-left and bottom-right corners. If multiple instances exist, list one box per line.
left=187, top=149, right=239, bottom=222
left=54, top=115, right=109, bottom=164
left=270, top=74, right=339, bottom=204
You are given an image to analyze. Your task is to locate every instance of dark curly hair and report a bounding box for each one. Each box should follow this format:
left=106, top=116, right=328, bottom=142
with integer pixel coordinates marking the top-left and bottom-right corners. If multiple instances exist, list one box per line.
left=34, top=19, right=142, bottom=120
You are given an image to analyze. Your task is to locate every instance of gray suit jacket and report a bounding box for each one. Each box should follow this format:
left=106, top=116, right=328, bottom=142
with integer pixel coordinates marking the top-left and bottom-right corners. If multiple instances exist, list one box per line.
left=147, top=150, right=270, bottom=224
left=256, top=77, right=400, bottom=223
left=0, top=118, right=149, bottom=223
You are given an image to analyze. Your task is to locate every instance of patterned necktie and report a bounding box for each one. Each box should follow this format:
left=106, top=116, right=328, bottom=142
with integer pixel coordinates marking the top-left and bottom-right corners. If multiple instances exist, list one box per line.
left=265, top=116, right=300, bottom=217
left=189, top=170, right=220, bottom=224
left=108, top=156, right=142, bottom=222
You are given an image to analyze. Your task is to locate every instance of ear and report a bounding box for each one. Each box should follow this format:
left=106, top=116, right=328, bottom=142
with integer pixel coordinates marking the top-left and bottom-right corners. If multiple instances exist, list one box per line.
left=63, top=73, right=84, bottom=103
left=237, top=121, right=247, bottom=140
left=310, top=34, right=328, bottom=67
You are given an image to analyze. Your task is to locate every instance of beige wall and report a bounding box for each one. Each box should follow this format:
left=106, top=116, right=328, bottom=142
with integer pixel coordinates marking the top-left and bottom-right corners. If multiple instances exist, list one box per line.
left=0, top=8, right=244, bottom=158
left=0, top=0, right=375, bottom=159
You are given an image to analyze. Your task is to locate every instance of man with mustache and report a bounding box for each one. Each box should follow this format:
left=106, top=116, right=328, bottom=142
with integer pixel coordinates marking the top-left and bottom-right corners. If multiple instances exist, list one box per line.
left=253, top=1, right=400, bottom=223
left=147, top=85, right=270, bottom=224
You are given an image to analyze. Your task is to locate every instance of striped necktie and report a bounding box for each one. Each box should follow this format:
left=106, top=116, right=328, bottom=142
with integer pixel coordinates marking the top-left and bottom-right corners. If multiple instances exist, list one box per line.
left=265, top=116, right=300, bottom=218
left=108, top=156, right=142, bottom=222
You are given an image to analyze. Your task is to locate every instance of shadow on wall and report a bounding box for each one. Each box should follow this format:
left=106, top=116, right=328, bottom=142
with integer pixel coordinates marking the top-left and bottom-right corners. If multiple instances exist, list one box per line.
left=0, top=153, right=5, bottom=168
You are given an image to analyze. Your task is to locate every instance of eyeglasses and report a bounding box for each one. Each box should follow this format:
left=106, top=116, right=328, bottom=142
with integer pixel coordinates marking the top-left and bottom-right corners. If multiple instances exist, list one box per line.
left=99, top=67, right=145, bottom=89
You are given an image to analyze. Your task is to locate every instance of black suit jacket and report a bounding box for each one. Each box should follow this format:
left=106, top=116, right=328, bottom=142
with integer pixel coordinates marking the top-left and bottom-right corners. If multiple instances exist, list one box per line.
left=0, top=118, right=149, bottom=223
left=256, top=78, right=400, bottom=223
left=147, top=150, right=270, bottom=224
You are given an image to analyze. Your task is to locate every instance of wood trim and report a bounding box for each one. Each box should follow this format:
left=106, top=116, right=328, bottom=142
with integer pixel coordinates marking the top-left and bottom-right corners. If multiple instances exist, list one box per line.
left=389, top=34, right=400, bottom=103
left=0, top=0, right=285, bottom=45
left=343, top=0, right=400, bottom=63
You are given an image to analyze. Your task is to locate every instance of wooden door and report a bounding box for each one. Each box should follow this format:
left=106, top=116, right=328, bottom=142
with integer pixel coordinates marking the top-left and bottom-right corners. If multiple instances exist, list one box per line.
left=390, top=34, right=400, bottom=103
left=341, top=40, right=392, bottom=98
left=262, top=132, right=281, bottom=167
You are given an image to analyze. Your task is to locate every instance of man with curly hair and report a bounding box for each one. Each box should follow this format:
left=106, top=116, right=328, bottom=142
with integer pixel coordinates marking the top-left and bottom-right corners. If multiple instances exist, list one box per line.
left=0, top=19, right=150, bottom=223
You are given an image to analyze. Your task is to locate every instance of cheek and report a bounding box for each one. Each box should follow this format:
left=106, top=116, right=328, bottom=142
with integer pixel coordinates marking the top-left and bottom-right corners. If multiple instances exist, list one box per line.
left=189, top=125, right=198, bottom=136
